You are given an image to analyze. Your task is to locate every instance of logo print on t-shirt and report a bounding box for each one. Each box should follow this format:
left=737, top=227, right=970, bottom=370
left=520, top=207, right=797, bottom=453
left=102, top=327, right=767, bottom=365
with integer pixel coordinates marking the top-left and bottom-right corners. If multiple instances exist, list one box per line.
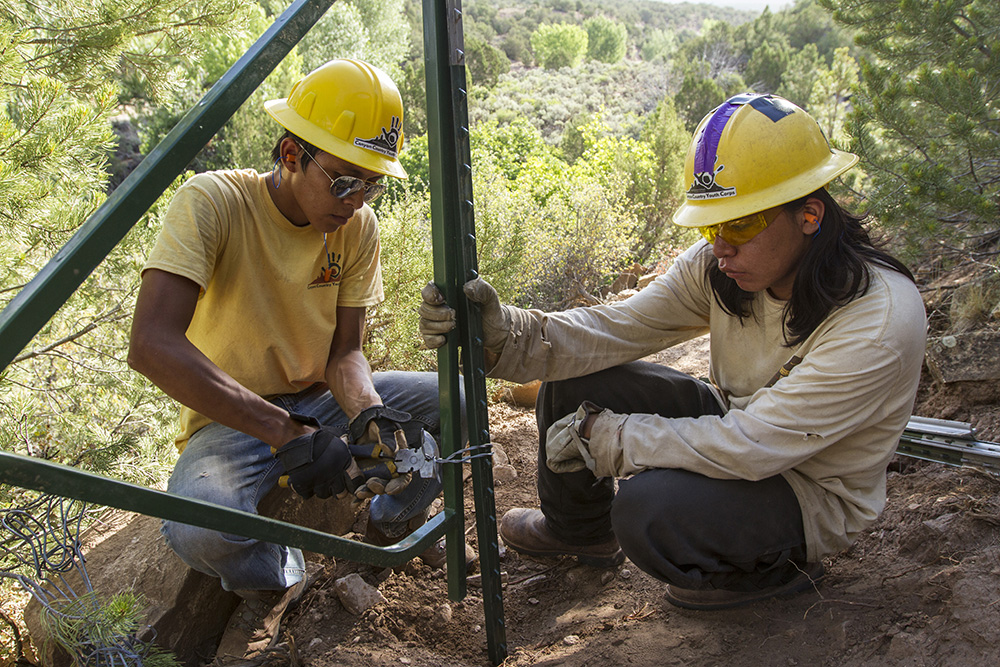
left=310, top=251, right=342, bottom=288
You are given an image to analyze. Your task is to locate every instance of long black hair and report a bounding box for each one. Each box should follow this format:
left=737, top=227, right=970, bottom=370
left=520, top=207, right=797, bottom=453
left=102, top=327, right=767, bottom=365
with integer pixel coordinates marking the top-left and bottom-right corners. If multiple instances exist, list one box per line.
left=707, top=188, right=915, bottom=347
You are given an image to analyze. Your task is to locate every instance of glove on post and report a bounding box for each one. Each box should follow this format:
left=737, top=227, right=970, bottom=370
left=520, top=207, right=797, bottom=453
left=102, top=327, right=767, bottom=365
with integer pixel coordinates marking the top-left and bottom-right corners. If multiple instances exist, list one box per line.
left=417, top=278, right=511, bottom=355
left=418, top=282, right=455, bottom=350
left=273, top=412, right=360, bottom=499
left=463, top=277, right=512, bottom=354
left=545, top=401, right=604, bottom=474
left=347, top=405, right=417, bottom=500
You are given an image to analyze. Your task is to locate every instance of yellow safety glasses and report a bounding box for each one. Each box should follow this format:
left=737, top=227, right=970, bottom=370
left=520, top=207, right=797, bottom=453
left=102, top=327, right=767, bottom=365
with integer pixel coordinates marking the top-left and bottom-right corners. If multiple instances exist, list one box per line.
left=699, top=207, right=784, bottom=246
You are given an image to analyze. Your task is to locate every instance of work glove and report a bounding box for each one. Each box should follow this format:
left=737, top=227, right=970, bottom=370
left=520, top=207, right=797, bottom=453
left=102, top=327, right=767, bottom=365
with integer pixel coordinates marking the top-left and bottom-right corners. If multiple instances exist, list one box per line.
left=274, top=413, right=360, bottom=500
left=347, top=405, right=418, bottom=500
left=418, top=278, right=511, bottom=354
left=545, top=401, right=605, bottom=474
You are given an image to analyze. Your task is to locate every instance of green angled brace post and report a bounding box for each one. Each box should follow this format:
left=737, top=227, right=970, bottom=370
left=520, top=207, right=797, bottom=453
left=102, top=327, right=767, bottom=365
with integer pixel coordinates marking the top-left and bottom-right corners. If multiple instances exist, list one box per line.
left=423, top=0, right=508, bottom=664
left=0, top=450, right=446, bottom=566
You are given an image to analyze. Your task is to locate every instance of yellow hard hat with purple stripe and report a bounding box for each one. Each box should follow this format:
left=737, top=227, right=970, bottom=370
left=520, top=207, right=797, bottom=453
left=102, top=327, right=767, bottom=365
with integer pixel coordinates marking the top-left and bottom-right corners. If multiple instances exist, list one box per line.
left=672, top=94, right=857, bottom=229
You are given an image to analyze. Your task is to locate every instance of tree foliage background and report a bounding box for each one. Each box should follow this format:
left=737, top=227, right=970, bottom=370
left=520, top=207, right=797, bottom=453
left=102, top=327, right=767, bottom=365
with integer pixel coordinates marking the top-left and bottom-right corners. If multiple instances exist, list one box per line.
left=825, top=0, right=1000, bottom=260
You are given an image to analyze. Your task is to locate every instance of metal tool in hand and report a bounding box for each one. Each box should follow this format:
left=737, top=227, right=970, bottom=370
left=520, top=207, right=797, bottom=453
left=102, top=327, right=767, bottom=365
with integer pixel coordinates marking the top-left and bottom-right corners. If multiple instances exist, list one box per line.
left=393, top=429, right=440, bottom=479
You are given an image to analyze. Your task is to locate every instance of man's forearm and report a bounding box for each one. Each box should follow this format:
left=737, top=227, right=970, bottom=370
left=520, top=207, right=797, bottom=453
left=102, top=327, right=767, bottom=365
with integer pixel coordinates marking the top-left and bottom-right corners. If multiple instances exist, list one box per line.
left=326, top=350, right=381, bottom=421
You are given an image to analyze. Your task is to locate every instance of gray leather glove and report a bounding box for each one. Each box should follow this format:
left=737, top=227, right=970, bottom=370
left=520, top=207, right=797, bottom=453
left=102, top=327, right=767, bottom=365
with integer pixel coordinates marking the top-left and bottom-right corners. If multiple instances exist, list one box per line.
left=418, top=278, right=511, bottom=354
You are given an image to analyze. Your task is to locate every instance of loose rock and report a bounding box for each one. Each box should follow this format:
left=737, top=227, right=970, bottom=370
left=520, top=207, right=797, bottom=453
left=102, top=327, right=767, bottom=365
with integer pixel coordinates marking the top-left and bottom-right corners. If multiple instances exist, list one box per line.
left=334, top=573, right=387, bottom=615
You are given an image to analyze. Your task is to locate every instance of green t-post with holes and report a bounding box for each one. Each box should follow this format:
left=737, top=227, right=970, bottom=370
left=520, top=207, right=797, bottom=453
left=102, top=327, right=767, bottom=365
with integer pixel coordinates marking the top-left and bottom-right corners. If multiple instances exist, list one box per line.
left=423, top=0, right=508, bottom=663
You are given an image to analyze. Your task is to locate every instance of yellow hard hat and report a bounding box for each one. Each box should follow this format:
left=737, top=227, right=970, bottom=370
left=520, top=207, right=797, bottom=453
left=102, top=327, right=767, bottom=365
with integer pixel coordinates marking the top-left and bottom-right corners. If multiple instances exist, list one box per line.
left=265, top=59, right=407, bottom=179
left=672, top=94, right=857, bottom=228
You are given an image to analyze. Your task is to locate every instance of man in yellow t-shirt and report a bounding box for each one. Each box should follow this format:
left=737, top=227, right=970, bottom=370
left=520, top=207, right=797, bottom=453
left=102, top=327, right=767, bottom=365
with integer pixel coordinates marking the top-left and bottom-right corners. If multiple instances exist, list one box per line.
left=128, top=60, right=456, bottom=664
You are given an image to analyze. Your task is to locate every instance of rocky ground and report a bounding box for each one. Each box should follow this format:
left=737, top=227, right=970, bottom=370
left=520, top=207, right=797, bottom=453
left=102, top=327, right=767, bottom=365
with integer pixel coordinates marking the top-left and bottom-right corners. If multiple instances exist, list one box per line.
left=263, top=334, right=1000, bottom=667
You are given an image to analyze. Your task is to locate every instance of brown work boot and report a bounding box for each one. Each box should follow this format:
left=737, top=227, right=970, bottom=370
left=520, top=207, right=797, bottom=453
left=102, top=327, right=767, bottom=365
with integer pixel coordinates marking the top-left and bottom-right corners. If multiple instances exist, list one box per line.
left=213, top=562, right=321, bottom=665
left=499, top=508, right=624, bottom=568
left=664, top=562, right=825, bottom=611
left=364, top=512, right=477, bottom=572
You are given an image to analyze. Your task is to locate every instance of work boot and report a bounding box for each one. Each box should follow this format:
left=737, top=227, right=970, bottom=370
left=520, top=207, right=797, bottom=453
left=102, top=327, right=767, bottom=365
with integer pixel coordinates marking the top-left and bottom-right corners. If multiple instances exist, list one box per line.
left=365, top=511, right=477, bottom=572
left=664, top=562, right=825, bottom=611
left=499, top=508, right=624, bottom=568
left=213, top=562, right=322, bottom=665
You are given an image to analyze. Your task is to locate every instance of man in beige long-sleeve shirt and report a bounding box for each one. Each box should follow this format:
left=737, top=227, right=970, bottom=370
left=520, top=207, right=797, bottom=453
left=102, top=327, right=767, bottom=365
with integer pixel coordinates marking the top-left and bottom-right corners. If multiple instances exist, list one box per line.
left=420, top=94, right=926, bottom=610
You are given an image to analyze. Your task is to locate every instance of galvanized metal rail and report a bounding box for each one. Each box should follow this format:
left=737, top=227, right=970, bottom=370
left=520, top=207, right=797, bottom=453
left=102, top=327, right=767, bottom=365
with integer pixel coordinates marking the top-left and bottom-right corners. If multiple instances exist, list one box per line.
left=898, top=416, right=1000, bottom=473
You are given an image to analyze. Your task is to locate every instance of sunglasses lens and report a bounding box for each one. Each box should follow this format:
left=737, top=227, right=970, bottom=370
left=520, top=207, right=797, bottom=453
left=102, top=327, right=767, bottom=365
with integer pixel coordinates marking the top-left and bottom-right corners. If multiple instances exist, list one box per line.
left=700, top=211, right=774, bottom=246
left=332, top=176, right=386, bottom=203
left=724, top=212, right=769, bottom=245
left=362, top=182, right=386, bottom=203
left=332, top=176, right=363, bottom=199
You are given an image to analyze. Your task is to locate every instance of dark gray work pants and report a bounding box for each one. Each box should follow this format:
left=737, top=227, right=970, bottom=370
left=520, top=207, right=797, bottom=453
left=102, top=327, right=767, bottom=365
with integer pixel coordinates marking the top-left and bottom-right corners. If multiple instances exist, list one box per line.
left=535, top=361, right=810, bottom=591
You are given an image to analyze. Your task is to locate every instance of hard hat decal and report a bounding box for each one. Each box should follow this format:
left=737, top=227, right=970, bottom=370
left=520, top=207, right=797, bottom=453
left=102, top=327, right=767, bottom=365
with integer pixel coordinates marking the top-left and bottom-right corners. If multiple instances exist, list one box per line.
left=354, top=116, right=401, bottom=158
left=687, top=160, right=735, bottom=200
left=746, top=95, right=795, bottom=122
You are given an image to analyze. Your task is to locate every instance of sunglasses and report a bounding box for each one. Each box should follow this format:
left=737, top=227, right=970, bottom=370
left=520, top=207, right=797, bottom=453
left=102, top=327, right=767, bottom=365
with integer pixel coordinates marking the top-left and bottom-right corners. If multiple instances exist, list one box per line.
left=296, top=143, right=386, bottom=203
left=699, top=207, right=783, bottom=246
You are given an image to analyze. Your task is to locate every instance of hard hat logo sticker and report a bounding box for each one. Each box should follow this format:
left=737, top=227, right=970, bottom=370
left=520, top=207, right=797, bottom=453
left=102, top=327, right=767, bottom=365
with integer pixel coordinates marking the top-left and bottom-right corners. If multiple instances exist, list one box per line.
left=355, top=116, right=401, bottom=158
left=687, top=161, right=736, bottom=200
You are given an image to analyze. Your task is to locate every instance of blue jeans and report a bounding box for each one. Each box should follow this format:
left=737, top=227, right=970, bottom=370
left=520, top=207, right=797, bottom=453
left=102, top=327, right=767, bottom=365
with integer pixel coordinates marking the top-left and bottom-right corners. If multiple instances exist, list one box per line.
left=161, top=371, right=460, bottom=592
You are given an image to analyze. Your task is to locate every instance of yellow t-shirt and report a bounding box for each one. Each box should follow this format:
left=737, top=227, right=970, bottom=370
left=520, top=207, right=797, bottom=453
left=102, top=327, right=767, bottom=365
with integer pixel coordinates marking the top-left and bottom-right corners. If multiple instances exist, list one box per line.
left=143, top=169, right=383, bottom=449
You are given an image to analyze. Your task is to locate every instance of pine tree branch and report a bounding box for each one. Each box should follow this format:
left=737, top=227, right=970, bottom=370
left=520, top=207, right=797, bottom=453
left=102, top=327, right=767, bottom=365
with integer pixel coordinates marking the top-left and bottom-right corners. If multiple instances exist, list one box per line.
left=13, top=303, right=123, bottom=364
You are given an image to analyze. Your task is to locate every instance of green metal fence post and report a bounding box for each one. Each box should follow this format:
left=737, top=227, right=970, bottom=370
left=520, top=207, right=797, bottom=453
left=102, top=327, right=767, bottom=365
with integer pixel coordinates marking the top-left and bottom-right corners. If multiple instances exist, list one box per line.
left=422, top=1, right=508, bottom=664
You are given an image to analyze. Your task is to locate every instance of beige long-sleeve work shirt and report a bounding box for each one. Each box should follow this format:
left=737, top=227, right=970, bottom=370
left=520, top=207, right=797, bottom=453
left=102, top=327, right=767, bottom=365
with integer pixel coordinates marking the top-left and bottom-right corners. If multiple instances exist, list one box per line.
left=490, top=242, right=927, bottom=561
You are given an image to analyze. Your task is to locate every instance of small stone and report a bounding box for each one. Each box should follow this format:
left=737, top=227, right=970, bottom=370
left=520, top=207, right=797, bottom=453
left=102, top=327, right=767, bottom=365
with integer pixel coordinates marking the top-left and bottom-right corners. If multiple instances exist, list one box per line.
left=528, top=597, right=539, bottom=605
left=564, top=635, right=580, bottom=645
left=491, top=445, right=510, bottom=466
left=308, top=638, right=323, bottom=649
left=620, top=569, right=632, bottom=579
left=467, top=571, right=509, bottom=588
left=334, top=573, right=387, bottom=615
left=493, top=464, right=518, bottom=483
left=400, top=659, right=412, bottom=665
left=433, top=603, right=453, bottom=624
left=601, top=571, right=615, bottom=585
